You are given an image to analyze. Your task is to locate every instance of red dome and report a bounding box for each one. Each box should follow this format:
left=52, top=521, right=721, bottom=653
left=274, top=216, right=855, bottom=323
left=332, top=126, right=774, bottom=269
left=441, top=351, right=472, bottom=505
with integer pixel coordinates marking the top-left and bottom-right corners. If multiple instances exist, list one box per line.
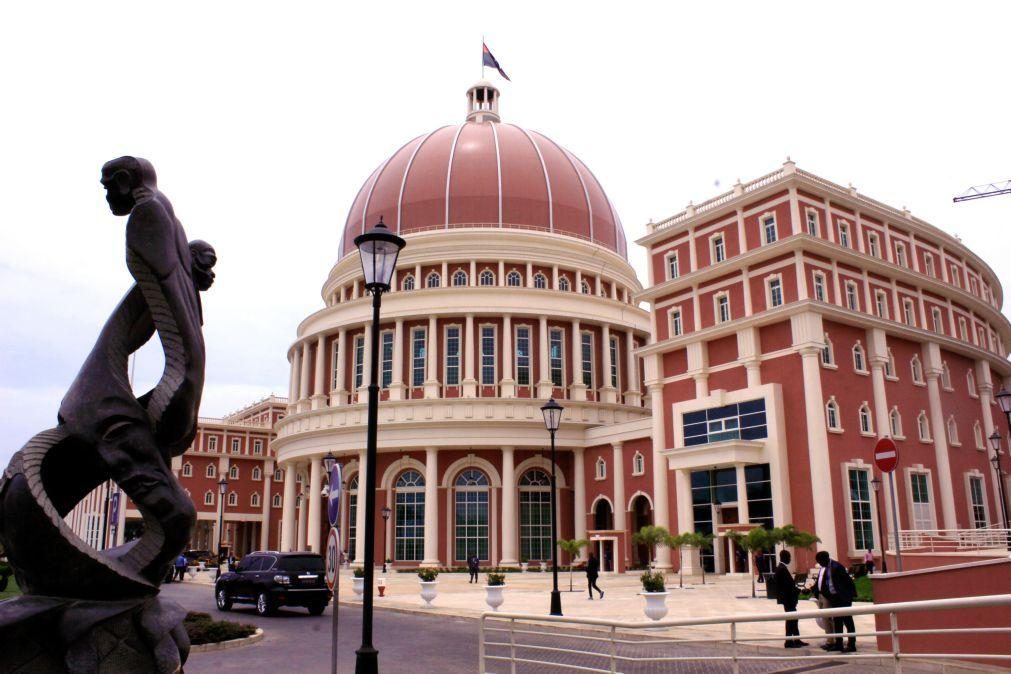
left=340, top=119, right=627, bottom=259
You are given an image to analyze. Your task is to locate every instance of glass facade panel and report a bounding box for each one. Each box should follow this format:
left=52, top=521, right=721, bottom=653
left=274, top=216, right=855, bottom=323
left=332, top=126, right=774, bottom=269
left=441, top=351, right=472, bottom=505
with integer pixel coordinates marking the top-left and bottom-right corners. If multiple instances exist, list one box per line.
left=395, top=470, right=425, bottom=561
left=412, top=328, right=426, bottom=387
left=519, top=470, right=552, bottom=561
left=455, top=470, right=489, bottom=560
left=381, top=331, right=393, bottom=388
left=481, top=326, right=496, bottom=385
left=581, top=333, right=593, bottom=388
left=549, top=328, right=564, bottom=387
left=445, top=326, right=460, bottom=386
left=969, top=476, right=987, bottom=528
left=848, top=468, right=874, bottom=550
left=516, top=327, right=531, bottom=386
left=683, top=399, right=767, bottom=446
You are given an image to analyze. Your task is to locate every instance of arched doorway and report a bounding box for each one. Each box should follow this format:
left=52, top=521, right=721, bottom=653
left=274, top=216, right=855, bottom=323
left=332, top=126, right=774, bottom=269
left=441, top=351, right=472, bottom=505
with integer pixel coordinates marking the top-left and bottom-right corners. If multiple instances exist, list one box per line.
left=630, top=494, right=653, bottom=566
left=593, top=499, right=614, bottom=530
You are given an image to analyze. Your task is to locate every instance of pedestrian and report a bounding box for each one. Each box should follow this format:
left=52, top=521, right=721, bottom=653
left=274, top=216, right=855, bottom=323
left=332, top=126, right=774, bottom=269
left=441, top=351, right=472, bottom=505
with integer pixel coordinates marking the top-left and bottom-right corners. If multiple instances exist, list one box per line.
left=467, top=553, right=480, bottom=583
left=755, top=551, right=765, bottom=583
left=863, top=549, right=875, bottom=575
left=603, top=549, right=612, bottom=573
left=773, top=550, right=808, bottom=648
left=174, top=553, right=188, bottom=582
left=585, top=552, right=604, bottom=600
left=813, top=550, right=857, bottom=653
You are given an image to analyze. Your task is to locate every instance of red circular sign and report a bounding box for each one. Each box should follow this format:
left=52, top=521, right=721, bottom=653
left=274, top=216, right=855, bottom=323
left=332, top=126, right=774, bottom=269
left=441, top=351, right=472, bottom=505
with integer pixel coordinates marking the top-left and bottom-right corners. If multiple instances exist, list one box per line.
left=874, top=437, right=898, bottom=473
left=325, top=527, right=340, bottom=591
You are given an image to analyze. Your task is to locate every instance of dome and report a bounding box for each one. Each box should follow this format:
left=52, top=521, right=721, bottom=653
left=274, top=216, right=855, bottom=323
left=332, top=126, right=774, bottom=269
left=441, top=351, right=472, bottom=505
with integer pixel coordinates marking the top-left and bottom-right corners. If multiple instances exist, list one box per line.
left=339, top=83, right=627, bottom=259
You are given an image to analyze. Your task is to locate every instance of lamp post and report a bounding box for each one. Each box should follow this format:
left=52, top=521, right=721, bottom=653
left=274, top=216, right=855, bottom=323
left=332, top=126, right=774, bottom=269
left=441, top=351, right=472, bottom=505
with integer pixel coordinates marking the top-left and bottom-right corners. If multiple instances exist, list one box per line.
left=216, top=477, right=228, bottom=578
left=381, top=506, right=391, bottom=573
left=987, top=430, right=1011, bottom=551
left=869, top=477, right=888, bottom=573
left=540, top=397, right=564, bottom=617
left=353, top=217, right=405, bottom=674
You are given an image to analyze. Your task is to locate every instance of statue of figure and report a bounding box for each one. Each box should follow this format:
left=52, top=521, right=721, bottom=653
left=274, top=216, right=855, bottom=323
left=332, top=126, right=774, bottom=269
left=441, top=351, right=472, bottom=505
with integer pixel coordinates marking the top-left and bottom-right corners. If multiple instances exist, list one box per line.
left=0, top=157, right=216, bottom=672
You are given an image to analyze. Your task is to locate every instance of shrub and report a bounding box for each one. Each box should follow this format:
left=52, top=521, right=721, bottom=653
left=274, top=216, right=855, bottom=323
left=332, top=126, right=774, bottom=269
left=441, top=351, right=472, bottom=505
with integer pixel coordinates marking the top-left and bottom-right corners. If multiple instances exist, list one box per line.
left=184, top=612, right=256, bottom=645
left=640, top=570, right=666, bottom=593
left=417, top=567, right=439, bottom=582
left=352, top=567, right=366, bottom=578
left=486, top=572, right=505, bottom=586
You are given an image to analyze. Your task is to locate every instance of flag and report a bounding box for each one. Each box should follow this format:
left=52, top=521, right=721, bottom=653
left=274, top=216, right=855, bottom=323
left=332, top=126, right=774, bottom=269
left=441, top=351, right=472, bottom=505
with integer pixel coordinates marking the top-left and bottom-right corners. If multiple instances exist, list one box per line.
left=482, top=42, right=511, bottom=81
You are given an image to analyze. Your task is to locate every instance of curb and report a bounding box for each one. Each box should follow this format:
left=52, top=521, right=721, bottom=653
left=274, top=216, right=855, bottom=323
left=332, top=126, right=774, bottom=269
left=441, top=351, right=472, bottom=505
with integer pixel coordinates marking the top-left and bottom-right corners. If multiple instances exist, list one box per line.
left=190, top=628, right=265, bottom=653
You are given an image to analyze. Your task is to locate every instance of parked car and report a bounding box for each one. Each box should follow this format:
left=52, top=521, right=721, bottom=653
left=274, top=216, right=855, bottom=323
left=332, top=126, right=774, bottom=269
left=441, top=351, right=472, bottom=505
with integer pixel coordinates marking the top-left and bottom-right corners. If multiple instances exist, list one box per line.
left=215, top=551, right=330, bottom=616
left=183, top=550, right=214, bottom=566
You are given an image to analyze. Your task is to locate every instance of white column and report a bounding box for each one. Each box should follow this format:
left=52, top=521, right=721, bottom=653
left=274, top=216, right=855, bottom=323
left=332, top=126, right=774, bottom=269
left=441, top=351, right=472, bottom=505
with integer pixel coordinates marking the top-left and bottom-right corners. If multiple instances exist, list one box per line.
left=501, top=315, right=515, bottom=397
left=648, top=378, right=672, bottom=569
left=260, top=460, right=274, bottom=550
left=281, top=462, right=297, bottom=551
left=499, top=446, right=518, bottom=566
left=312, top=335, right=326, bottom=410
left=288, top=349, right=300, bottom=412
left=924, top=343, right=958, bottom=529
left=612, top=443, right=626, bottom=543
left=423, top=447, right=440, bottom=566
left=354, top=450, right=367, bottom=565
left=299, top=341, right=311, bottom=412
left=390, top=319, right=405, bottom=400
left=333, top=328, right=348, bottom=406
left=674, top=468, right=698, bottom=574
left=977, top=363, right=1002, bottom=519
left=424, top=315, right=440, bottom=398
left=537, top=316, right=553, bottom=398
left=470, top=260, right=477, bottom=286
left=799, top=347, right=838, bottom=552
left=308, top=458, right=322, bottom=552
left=296, top=467, right=308, bottom=551
left=573, top=448, right=587, bottom=560
left=463, top=313, right=478, bottom=397
left=570, top=319, right=587, bottom=401
left=600, top=324, right=616, bottom=403
left=624, top=329, right=641, bottom=406
left=358, top=323, right=372, bottom=403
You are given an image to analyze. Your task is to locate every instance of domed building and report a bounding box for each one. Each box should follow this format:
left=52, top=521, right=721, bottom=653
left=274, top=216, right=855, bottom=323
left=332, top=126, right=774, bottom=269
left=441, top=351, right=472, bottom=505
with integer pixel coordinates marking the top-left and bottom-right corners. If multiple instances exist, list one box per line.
left=273, top=82, right=653, bottom=570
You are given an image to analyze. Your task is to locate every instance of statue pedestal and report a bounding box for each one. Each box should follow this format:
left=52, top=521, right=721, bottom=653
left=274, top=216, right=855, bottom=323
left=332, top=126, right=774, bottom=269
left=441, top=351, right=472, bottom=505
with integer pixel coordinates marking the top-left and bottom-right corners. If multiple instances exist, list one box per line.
left=0, top=594, right=189, bottom=673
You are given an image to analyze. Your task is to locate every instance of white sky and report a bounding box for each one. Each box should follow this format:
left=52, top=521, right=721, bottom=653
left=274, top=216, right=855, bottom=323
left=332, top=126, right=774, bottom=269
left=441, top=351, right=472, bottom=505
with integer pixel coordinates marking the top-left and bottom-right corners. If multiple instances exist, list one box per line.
left=3, top=2, right=1011, bottom=467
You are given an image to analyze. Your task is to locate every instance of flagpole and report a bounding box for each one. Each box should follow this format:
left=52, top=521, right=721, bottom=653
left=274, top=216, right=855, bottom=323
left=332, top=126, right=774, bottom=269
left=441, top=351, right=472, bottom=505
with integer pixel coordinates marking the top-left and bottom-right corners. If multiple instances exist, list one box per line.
left=481, top=34, right=485, bottom=79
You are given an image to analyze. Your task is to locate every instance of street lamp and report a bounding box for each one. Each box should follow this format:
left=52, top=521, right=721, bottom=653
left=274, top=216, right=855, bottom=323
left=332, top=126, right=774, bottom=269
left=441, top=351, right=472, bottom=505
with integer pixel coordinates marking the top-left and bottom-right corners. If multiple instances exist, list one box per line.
left=540, top=397, right=564, bottom=617
left=216, top=477, right=228, bottom=578
left=353, top=217, right=405, bottom=674
left=869, top=477, right=888, bottom=573
left=381, top=507, right=392, bottom=573
left=323, top=451, right=337, bottom=474
left=988, top=431, right=1011, bottom=550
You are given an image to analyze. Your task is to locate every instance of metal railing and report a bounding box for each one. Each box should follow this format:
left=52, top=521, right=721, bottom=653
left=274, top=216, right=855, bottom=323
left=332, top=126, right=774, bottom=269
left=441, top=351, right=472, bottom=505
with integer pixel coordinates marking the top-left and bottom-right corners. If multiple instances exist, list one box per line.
left=897, top=527, right=1011, bottom=552
left=479, top=594, right=1011, bottom=673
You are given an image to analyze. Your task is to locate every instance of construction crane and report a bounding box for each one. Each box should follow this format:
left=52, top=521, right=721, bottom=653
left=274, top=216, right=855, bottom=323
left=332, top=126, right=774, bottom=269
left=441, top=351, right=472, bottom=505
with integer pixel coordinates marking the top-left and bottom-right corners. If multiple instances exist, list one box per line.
left=953, top=181, right=1011, bottom=203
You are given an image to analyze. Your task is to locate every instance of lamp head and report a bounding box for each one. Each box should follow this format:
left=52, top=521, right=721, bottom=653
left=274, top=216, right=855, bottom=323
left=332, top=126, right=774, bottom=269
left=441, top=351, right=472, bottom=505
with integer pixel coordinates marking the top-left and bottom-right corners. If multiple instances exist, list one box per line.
left=996, top=387, right=1011, bottom=414
left=540, top=397, right=564, bottom=432
left=870, top=477, right=881, bottom=492
left=990, top=431, right=1002, bottom=452
left=218, top=477, right=228, bottom=495
left=323, top=451, right=337, bottom=473
left=354, top=216, right=406, bottom=293
left=381, top=506, right=392, bottom=520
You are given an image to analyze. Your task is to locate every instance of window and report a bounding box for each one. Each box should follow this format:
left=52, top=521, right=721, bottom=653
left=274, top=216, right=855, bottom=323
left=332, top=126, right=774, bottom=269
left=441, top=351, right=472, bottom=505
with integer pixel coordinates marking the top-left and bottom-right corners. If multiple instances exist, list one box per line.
left=852, top=342, right=867, bottom=372
left=272, top=493, right=282, bottom=508
left=813, top=273, right=826, bottom=302
left=580, top=280, right=591, bottom=295
left=516, top=326, right=531, bottom=386
left=231, top=438, right=241, bottom=454
left=845, top=282, right=858, bottom=311
left=806, top=209, right=819, bottom=236
left=581, top=332, right=594, bottom=388
left=533, top=273, right=547, bottom=289
left=609, top=335, right=620, bottom=389
left=821, top=334, right=835, bottom=366
left=941, top=362, right=952, bottom=390
left=875, top=291, right=888, bottom=319
left=917, top=412, right=931, bottom=441
left=507, top=270, right=522, bottom=287
left=859, top=403, right=873, bottom=435
left=354, top=334, right=365, bottom=389
left=667, top=253, right=680, bottom=280
left=973, top=421, right=984, bottom=450
left=208, top=436, right=218, bottom=452
left=768, top=277, right=783, bottom=308
left=411, top=328, right=427, bottom=387
left=227, top=492, right=238, bottom=507
left=455, top=470, right=490, bottom=561
left=903, top=299, right=915, bottom=326
left=848, top=467, right=875, bottom=551
left=895, top=243, right=908, bottom=267
left=885, top=349, right=896, bottom=379
left=395, top=470, right=425, bottom=561
left=252, top=466, right=262, bottom=481
left=479, top=269, right=495, bottom=286
left=426, top=272, right=441, bottom=288
left=381, top=331, right=394, bottom=388
left=967, top=369, right=977, bottom=397
left=682, top=398, right=768, bottom=446
left=890, top=408, right=903, bottom=438
left=558, top=276, right=570, bottom=292
left=950, top=265, right=960, bottom=288
left=839, top=222, right=850, bottom=248
left=931, top=308, right=943, bottom=335
left=712, top=236, right=726, bottom=263
left=274, top=468, right=284, bottom=482
left=958, top=317, right=968, bottom=341
left=519, top=469, right=552, bottom=561
left=632, top=452, right=645, bottom=476
left=402, top=274, right=415, bottom=291
left=229, top=464, right=239, bottom=480
left=968, top=475, right=987, bottom=528
left=826, top=398, right=841, bottom=431
left=481, top=325, right=496, bottom=386
left=182, top=462, right=193, bottom=477
left=924, top=254, right=935, bottom=278
left=946, top=416, right=959, bottom=445
left=671, top=310, right=683, bottom=337
left=910, top=472, right=933, bottom=530
left=549, top=328, right=564, bottom=387
left=716, top=294, right=730, bottom=323
left=253, top=439, right=263, bottom=455
left=969, top=277, right=978, bottom=296
left=251, top=492, right=260, bottom=508
left=445, top=326, right=460, bottom=386
left=206, top=464, right=216, bottom=478
left=452, top=270, right=468, bottom=286
left=911, top=355, right=924, bottom=384
left=762, top=214, right=777, bottom=244
left=331, top=340, right=340, bottom=391
left=595, top=457, right=606, bottom=480
left=204, top=491, right=214, bottom=506
left=868, top=232, right=880, bottom=258
left=348, top=475, right=358, bottom=560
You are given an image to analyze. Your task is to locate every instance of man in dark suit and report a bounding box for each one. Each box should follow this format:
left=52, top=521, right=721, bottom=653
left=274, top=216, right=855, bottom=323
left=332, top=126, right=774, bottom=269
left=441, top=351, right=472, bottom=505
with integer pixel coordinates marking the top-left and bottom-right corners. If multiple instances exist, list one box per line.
left=774, top=550, right=808, bottom=648
left=813, top=550, right=857, bottom=652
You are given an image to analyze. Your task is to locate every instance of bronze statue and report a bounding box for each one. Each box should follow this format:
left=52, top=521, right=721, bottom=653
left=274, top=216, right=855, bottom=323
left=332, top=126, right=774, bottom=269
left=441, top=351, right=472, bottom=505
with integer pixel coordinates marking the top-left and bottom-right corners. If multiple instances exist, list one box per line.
left=0, top=157, right=215, bottom=672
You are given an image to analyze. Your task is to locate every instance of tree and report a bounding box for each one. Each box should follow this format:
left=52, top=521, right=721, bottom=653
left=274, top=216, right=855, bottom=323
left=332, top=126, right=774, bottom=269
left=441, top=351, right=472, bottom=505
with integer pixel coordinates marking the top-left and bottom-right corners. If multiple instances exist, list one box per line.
left=558, top=538, right=589, bottom=592
left=678, top=532, right=714, bottom=584
left=727, top=527, right=777, bottom=598
left=632, top=525, right=670, bottom=567
left=778, top=524, right=820, bottom=551
left=666, top=533, right=690, bottom=589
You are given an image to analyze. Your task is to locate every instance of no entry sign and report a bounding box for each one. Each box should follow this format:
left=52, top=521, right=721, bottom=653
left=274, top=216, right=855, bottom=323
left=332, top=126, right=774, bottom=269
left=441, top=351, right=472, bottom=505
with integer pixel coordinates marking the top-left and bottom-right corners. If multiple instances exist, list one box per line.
left=874, top=437, right=898, bottom=473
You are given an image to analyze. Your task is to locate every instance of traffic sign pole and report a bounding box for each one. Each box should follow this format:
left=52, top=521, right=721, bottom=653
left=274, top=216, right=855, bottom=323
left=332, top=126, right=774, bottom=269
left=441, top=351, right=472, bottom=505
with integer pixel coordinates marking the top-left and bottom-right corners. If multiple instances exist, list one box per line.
left=874, top=437, right=902, bottom=573
left=327, top=464, right=343, bottom=674
left=888, top=471, right=903, bottom=571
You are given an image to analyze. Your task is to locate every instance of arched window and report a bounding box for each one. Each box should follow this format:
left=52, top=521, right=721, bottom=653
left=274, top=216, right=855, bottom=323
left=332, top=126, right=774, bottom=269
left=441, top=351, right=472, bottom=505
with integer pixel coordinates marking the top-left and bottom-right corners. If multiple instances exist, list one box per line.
left=452, top=270, right=468, bottom=287
left=272, top=493, right=282, bottom=508
left=402, top=274, right=415, bottom=291
left=911, top=355, right=924, bottom=384
left=519, top=469, right=552, bottom=561
left=252, top=466, right=262, bottom=481
left=940, top=362, right=952, bottom=390
left=859, top=403, right=873, bottom=434
left=274, top=468, right=284, bottom=482
left=826, top=398, right=841, bottom=430
left=479, top=269, right=495, bottom=286
left=533, top=273, right=547, bottom=289
left=227, top=492, right=238, bottom=507
left=852, top=343, right=866, bottom=372
left=229, top=464, right=239, bottom=480
left=455, top=469, right=490, bottom=561
left=974, top=421, right=984, bottom=449
left=632, top=452, right=645, bottom=476
left=395, top=470, right=425, bottom=561
left=348, top=475, right=359, bottom=560
left=889, top=408, right=903, bottom=438
left=251, top=492, right=260, bottom=508
left=821, top=335, right=835, bottom=366
left=204, top=491, right=214, bottom=506
left=885, top=349, right=896, bottom=379
left=507, top=270, right=522, bottom=287
left=426, top=272, right=441, bottom=288
left=205, top=464, right=216, bottom=478
left=182, top=462, right=193, bottom=477
left=595, top=457, right=606, bottom=480
left=917, top=411, right=931, bottom=441
left=947, top=416, right=960, bottom=445
left=558, top=276, right=570, bottom=292
left=581, top=280, right=591, bottom=294
left=967, top=369, right=977, bottom=397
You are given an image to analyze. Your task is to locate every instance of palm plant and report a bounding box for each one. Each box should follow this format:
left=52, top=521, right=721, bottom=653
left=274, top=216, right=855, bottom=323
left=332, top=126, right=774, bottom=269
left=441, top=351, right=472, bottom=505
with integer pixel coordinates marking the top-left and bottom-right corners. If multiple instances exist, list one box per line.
left=666, top=532, right=689, bottom=588
left=727, top=527, right=776, bottom=598
left=632, top=525, right=670, bottom=567
left=557, top=538, right=589, bottom=591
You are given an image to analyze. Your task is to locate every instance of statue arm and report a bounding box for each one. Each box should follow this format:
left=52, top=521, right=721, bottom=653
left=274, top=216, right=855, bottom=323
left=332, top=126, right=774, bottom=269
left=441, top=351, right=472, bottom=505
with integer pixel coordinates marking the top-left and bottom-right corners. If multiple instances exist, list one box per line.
left=125, top=199, right=180, bottom=280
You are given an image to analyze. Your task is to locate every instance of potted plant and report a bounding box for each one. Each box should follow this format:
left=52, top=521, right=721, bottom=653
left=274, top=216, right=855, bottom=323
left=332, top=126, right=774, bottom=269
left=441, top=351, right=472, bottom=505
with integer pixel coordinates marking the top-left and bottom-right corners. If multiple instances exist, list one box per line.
left=352, top=566, right=366, bottom=598
left=417, top=567, right=439, bottom=607
left=485, top=572, right=506, bottom=611
left=377, top=577, right=387, bottom=597
left=519, top=555, right=528, bottom=573
left=639, top=570, right=669, bottom=621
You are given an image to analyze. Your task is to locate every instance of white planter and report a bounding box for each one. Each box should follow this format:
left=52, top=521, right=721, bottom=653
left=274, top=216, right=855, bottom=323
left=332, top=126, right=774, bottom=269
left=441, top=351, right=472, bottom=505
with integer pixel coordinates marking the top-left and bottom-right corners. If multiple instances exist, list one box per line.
left=485, top=585, right=505, bottom=611
left=539, top=562, right=547, bottom=572
left=352, top=576, right=365, bottom=598
left=519, top=563, right=528, bottom=573
left=419, top=580, right=439, bottom=607
left=641, top=591, right=670, bottom=621
left=186, top=567, right=198, bottom=580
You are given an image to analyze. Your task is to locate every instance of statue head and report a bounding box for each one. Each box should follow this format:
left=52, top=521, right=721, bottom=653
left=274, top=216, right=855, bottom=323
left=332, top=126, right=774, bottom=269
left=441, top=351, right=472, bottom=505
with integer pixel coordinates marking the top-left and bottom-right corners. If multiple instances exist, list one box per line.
left=189, top=240, right=217, bottom=291
left=101, top=156, right=158, bottom=216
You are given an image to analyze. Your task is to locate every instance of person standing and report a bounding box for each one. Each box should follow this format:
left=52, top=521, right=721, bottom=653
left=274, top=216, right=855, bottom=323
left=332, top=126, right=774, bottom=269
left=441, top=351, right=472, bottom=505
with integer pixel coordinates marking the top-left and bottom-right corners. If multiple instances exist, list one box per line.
left=467, top=554, right=480, bottom=583
left=774, top=550, right=808, bottom=648
left=863, top=549, right=875, bottom=575
left=174, top=554, right=188, bottom=582
left=585, top=552, right=604, bottom=600
left=755, top=551, right=765, bottom=583
left=814, top=551, right=857, bottom=653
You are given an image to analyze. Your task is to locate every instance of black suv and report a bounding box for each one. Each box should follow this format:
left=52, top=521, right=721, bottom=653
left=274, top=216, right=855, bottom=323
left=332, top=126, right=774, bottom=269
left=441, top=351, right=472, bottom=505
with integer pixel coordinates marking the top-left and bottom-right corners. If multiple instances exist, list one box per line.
left=215, top=551, right=330, bottom=616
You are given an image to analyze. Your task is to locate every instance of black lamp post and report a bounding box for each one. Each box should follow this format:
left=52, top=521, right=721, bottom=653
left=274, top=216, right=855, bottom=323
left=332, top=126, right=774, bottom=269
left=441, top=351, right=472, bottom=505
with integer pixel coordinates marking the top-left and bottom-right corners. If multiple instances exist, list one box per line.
left=869, top=477, right=888, bottom=573
left=540, top=397, right=564, bottom=617
left=381, top=506, right=392, bottom=572
left=323, top=452, right=337, bottom=475
left=216, top=477, right=228, bottom=578
left=353, top=217, right=405, bottom=674
left=987, top=430, right=1011, bottom=551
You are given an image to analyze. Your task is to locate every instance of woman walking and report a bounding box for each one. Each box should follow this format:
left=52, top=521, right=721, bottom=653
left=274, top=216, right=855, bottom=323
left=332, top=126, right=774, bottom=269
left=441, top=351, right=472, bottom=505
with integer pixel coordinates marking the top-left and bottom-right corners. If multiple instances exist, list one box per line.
left=586, top=552, right=604, bottom=599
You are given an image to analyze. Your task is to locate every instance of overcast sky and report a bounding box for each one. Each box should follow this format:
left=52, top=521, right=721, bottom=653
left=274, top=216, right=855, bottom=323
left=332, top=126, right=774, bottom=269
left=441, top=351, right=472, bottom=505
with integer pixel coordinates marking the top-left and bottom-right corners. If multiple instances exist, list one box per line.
left=3, top=2, right=1011, bottom=467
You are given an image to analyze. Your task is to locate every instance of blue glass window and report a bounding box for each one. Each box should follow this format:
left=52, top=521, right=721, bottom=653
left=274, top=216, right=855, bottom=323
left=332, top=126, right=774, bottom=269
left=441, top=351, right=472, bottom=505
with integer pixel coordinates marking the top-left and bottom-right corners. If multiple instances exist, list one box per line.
left=683, top=399, right=767, bottom=446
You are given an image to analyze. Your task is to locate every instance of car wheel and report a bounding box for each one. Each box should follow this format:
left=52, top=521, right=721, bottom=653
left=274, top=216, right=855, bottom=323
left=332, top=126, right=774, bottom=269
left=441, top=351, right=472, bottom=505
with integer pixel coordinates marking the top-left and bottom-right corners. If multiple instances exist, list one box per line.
left=216, top=587, right=233, bottom=611
left=256, top=591, right=274, bottom=616
left=308, top=601, right=327, bottom=616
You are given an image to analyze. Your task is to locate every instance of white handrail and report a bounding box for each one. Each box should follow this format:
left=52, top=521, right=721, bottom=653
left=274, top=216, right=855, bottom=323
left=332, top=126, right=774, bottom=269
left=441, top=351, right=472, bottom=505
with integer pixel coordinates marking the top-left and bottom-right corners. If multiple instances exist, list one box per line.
left=897, top=527, right=1011, bottom=552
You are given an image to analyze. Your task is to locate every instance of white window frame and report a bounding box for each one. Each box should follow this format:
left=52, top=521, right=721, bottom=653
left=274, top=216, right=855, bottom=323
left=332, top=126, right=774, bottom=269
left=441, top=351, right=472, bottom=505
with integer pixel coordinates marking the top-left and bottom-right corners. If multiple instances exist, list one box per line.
left=251, top=492, right=261, bottom=508
left=924, top=253, right=935, bottom=278
left=380, top=329, right=394, bottom=389
left=533, top=272, right=547, bottom=289
left=667, top=252, right=680, bottom=280
left=813, top=272, right=827, bottom=302
left=182, top=462, right=193, bottom=477
left=206, top=463, right=216, bottom=478
left=941, top=362, right=952, bottom=391
left=875, top=290, right=888, bottom=319
left=354, top=334, right=365, bottom=389
left=841, top=461, right=877, bottom=555
left=889, top=407, right=904, bottom=439
left=411, top=327, right=427, bottom=388
left=274, top=468, right=283, bottom=482
left=932, top=308, right=944, bottom=335
left=906, top=467, right=937, bottom=531
left=272, top=493, right=282, bottom=508
left=858, top=402, right=874, bottom=436
left=426, top=271, right=441, bottom=288
left=632, top=452, right=645, bottom=476
left=608, top=334, right=620, bottom=390
left=227, top=491, right=238, bottom=507
left=903, top=299, right=915, bottom=326
left=230, top=438, right=241, bottom=454
left=253, top=439, right=263, bottom=455
left=895, top=242, right=908, bottom=268
left=868, top=231, right=880, bottom=258
left=594, top=457, right=606, bottom=481
left=671, top=309, right=683, bottom=337
left=826, top=397, right=843, bottom=432
left=946, top=416, right=960, bottom=446
left=845, top=281, right=859, bottom=311
left=911, top=355, right=925, bottom=385
left=917, top=411, right=931, bottom=442
left=580, top=279, right=591, bottom=295
left=715, top=293, right=731, bottom=323
left=515, top=324, right=532, bottom=388
left=761, top=213, right=777, bottom=244
left=839, top=222, right=850, bottom=248
left=580, top=331, right=594, bottom=389
left=965, top=472, right=989, bottom=528
left=767, top=275, right=784, bottom=308
left=558, top=276, right=570, bottom=292
left=445, top=324, right=462, bottom=387
left=208, top=436, right=218, bottom=452
left=549, top=327, right=565, bottom=388
left=967, top=369, right=978, bottom=398
left=479, top=268, right=496, bottom=286
left=252, top=466, right=262, bottom=481
left=507, top=270, right=522, bottom=287
left=711, top=234, right=726, bottom=263
left=452, top=269, right=468, bottom=287
left=480, top=324, right=497, bottom=387
left=204, top=491, right=214, bottom=506
left=402, top=274, right=415, bottom=291
left=806, top=208, right=819, bottom=236
left=852, top=342, right=868, bottom=374
left=821, top=334, right=836, bottom=368
left=973, top=421, right=984, bottom=450
left=958, top=317, right=969, bottom=341
left=884, top=349, right=897, bottom=380
left=229, top=464, right=239, bottom=480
